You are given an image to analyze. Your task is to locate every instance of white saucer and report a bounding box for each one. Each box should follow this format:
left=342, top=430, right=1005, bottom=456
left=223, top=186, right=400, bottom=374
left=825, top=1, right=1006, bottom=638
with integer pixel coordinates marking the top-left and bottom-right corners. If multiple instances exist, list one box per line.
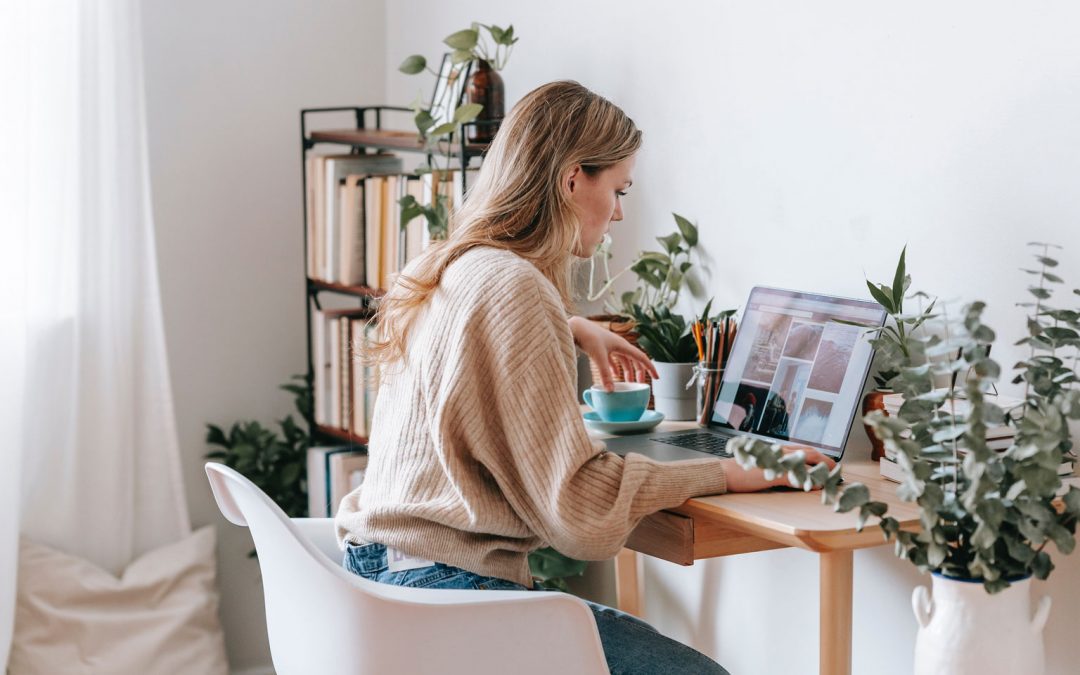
left=583, top=409, right=665, bottom=435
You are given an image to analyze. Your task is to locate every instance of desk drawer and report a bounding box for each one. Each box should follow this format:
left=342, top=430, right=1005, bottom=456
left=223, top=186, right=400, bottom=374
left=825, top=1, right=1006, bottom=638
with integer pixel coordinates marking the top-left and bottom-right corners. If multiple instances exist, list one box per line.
left=626, top=511, right=694, bottom=564
left=626, top=510, right=786, bottom=564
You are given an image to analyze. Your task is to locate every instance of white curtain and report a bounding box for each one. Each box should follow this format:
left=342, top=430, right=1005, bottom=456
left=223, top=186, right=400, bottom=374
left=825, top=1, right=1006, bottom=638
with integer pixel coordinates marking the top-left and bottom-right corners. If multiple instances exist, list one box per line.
left=1, top=0, right=191, bottom=665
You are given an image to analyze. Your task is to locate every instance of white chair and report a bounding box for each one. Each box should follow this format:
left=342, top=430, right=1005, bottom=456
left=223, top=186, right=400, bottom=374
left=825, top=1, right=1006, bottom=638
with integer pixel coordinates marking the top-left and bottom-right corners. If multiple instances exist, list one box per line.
left=205, top=462, right=609, bottom=675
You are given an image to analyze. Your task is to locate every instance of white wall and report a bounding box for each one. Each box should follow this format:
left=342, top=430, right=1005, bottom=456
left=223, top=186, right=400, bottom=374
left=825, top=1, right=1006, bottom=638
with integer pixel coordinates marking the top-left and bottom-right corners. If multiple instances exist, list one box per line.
left=141, top=0, right=1080, bottom=671
left=141, top=1, right=386, bottom=670
left=383, top=1, right=1080, bottom=673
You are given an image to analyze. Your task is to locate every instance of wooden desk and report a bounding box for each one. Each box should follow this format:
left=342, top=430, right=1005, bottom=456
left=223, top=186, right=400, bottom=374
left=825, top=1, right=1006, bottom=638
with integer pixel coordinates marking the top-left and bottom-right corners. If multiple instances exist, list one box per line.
left=590, top=417, right=920, bottom=675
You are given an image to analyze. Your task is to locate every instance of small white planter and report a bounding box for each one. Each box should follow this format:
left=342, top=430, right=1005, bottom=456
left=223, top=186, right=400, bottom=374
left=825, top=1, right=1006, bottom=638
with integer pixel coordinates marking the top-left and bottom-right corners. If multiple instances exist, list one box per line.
left=651, top=361, right=697, bottom=421
left=913, top=574, right=1051, bottom=675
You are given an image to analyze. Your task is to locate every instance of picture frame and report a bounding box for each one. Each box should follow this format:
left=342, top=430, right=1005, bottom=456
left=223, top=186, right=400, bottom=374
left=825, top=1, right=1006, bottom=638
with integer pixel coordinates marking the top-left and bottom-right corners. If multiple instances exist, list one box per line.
left=429, top=53, right=473, bottom=129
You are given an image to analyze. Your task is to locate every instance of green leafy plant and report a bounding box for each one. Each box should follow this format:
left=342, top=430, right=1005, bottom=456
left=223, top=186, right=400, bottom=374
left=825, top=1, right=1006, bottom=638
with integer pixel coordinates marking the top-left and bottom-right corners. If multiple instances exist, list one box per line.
left=397, top=23, right=519, bottom=239
left=205, top=375, right=312, bottom=530
left=627, top=300, right=735, bottom=364
left=399, top=23, right=517, bottom=76
left=529, top=547, right=588, bottom=591
left=840, top=246, right=936, bottom=390
left=627, top=305, right=696, bottom=363
left=729, top=243, right=1080, bottom=593
left=586, top=212, right=700, bottom=316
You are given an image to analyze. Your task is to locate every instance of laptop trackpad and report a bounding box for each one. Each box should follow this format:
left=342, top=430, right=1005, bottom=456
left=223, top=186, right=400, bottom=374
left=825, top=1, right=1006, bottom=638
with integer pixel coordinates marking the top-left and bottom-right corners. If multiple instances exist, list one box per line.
left=604, top=432, right=732, bottom=462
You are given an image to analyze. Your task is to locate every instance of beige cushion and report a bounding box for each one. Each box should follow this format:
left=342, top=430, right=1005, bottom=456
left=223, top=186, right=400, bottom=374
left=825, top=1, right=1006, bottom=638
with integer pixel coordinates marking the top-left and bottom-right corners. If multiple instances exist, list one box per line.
left=9, top=526, right=228, bottom=675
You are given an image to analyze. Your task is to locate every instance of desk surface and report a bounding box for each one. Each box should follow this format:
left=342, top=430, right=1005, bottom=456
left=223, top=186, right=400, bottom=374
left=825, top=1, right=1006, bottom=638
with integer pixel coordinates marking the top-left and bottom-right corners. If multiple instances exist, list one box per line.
left=588, top=408, right=919, bottom=675
left=585, top=409, right=921, bottom=559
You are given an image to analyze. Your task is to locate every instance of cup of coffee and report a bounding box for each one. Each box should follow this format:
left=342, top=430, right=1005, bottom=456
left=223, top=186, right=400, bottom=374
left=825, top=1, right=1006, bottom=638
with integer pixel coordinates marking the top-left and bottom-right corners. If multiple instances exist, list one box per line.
left=582, top=382, right=651, bottom=422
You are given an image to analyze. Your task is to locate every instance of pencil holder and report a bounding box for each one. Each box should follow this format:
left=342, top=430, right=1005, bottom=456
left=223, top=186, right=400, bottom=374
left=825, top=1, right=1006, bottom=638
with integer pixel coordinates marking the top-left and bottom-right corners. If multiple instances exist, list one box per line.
left=694, top=363, right=724, bottom=426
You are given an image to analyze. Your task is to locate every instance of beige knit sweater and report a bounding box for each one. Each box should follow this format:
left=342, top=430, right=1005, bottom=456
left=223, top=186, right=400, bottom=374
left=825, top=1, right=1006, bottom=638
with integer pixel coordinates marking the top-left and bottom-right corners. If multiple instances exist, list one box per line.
left=335, top=246, right=728, bottom=586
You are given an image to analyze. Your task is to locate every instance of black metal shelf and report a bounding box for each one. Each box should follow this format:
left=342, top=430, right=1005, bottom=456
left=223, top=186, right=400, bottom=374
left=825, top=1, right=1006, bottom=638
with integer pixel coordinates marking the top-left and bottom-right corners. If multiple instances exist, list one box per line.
left=299, top=104, right=492, bottom=442
left=307, top=278, right=384, bottom=299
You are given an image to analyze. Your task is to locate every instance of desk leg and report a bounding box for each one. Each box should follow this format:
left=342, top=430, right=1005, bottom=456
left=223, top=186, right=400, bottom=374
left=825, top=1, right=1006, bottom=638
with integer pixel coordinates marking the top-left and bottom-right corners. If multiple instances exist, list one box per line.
left=820, top=550, right=853, bottom=675
left=614, top=548, right=642, bottom=617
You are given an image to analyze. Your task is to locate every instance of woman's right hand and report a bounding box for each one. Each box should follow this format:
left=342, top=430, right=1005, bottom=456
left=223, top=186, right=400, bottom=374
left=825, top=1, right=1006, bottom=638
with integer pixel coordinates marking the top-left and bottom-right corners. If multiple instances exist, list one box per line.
left=720, top=445, right=836, bottom=492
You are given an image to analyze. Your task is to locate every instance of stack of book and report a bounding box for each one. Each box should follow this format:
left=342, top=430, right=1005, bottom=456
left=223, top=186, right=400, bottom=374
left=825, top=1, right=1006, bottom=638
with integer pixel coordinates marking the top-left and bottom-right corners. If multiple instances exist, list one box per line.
left=306, top=153, right=476, bottom=290
left=878, top=391, right=1076, bottom=482
left=307, top=445, right=368, bottom=518
left=312, top=309, right=378, bottom=438
left=305, top=152, right=402, bottom=286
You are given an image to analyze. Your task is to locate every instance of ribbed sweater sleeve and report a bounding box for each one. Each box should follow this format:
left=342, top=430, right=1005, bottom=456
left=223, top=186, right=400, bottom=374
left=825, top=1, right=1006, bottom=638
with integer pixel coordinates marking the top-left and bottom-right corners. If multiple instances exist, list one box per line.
left=437, top=259, right=728, bottom=561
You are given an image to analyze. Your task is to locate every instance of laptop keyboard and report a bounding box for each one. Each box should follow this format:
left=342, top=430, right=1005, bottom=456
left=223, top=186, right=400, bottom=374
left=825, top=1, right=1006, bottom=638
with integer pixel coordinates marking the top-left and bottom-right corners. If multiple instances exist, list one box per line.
left=653, top=432, right=733, bottom=458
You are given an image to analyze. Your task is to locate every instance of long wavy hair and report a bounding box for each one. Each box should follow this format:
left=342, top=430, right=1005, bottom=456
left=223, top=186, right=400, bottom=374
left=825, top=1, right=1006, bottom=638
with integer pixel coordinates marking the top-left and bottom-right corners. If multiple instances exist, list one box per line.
left=367, top=80, right=642, bottom=368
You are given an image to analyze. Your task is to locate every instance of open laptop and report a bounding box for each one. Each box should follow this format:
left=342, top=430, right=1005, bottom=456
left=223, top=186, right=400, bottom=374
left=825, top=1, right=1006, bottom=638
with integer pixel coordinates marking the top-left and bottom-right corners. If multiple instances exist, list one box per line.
left=602, top=286, right=887, bottom=462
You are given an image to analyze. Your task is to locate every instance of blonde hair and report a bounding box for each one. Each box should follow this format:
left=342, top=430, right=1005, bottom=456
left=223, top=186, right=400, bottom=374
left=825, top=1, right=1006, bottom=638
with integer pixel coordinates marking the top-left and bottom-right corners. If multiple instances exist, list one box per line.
left=368, top=80, right=642, bottom=367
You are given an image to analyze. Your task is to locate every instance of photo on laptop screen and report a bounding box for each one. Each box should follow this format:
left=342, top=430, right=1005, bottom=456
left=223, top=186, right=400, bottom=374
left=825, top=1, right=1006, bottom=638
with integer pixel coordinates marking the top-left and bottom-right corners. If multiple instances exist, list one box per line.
left=710, top=287, right=887, bottom=454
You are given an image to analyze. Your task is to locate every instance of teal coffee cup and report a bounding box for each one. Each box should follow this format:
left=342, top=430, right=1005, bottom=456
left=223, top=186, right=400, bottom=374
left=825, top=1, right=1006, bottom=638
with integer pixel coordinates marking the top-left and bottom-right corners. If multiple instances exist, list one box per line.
left=582, top=382, right=651, bottom=422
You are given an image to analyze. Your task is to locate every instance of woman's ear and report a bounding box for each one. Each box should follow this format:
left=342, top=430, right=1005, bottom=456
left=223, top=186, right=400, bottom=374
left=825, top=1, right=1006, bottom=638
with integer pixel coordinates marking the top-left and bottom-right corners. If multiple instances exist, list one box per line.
left=565, top=165, right=581, bottom=193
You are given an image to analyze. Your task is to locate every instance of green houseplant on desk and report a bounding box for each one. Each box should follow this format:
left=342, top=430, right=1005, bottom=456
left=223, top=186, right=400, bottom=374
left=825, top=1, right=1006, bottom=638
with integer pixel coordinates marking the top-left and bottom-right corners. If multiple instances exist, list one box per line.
left=730, top=244, right=1080, bottom=675
left=583, top=213, right=703, bottom=419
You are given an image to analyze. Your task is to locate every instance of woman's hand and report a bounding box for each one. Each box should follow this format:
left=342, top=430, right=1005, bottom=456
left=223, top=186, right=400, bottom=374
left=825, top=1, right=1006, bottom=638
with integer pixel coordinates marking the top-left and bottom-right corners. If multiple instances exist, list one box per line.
left=568, top=316, right=659, bottom=391
left=721, top=445, right=837, bottom=492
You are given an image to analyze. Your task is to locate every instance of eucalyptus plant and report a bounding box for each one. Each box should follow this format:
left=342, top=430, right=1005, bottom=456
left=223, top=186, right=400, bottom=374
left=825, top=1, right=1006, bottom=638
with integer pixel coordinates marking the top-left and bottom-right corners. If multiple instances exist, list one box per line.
left=397, top=23, right=518, bottom=239
left=586, top=212, right=700, bottom=316
left=729, top=243, right=1080, bottom=593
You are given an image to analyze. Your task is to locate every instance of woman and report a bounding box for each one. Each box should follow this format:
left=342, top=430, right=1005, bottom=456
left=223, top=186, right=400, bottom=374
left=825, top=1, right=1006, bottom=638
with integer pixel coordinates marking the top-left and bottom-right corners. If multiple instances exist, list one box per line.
left=337, top=80, right=833, bottom=674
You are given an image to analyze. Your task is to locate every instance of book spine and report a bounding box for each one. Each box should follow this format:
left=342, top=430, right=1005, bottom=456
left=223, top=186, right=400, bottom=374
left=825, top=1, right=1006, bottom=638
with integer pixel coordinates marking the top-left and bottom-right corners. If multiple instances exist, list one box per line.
left=341, top=316, right=351, bottom=435
left=313, top=308, right=328, bottom=426
left=365, top=176, right=382, bottom=289
left=358, top=315, right=371, bottom=436
left=329, top=316, right=341, bottom=429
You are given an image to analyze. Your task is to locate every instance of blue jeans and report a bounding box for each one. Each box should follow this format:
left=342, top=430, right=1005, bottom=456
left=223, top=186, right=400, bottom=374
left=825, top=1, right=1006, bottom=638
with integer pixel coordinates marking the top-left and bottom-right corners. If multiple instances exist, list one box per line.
left=343, top=543, right=728, bottom=675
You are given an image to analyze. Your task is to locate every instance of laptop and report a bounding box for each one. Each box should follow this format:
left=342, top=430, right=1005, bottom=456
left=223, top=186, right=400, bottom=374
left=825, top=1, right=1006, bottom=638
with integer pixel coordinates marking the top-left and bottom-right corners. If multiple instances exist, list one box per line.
left=602, top=286, right=887, bottom=462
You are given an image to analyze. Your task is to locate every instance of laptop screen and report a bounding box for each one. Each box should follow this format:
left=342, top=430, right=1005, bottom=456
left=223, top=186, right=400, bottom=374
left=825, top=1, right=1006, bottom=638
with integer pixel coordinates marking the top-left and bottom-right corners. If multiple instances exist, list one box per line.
left=709, top=287, right=887, bottom=457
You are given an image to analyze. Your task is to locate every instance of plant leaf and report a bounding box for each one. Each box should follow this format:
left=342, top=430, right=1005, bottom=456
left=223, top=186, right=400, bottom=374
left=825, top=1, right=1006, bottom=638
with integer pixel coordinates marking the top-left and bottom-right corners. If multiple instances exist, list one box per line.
left=866, top=281, right=895, bottom=314
left=672, top=213, right=699, bottom=247
left=398, top=54, right=426, bottom=74
left=453, top=103, right=484, bottom=124
left=444, top=29, right=479, bottom=51
left=892, top=246, right=907, bottom=312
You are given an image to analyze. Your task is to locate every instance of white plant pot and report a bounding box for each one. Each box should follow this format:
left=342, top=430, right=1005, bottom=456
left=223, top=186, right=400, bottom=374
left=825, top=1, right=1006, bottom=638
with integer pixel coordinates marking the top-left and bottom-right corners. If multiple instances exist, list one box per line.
left=651, top=361, right=697, bottom=421
left=912, top=574, right=1051, bottom=675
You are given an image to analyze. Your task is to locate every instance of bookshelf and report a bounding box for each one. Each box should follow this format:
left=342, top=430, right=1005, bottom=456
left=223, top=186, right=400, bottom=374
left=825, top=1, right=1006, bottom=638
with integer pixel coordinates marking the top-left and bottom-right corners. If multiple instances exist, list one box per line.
left=299, top=105, right=491, bottom=446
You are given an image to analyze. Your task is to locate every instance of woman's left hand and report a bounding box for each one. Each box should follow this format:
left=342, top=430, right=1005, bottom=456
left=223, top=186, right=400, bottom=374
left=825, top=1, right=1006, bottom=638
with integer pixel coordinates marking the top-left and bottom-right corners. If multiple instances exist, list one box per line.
left=568, top=316, right=659, bottom=391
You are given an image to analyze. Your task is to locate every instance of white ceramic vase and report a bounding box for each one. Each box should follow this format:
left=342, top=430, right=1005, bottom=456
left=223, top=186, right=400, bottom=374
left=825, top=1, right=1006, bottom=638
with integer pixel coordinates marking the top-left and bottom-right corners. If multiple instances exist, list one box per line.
left=651, top=361, right=697, bottom=421
left=912, top=574, right=1051, bottom=675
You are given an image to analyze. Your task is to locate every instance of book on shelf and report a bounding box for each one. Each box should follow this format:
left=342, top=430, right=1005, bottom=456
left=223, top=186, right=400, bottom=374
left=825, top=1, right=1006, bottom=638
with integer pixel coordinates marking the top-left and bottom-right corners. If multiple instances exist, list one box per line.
left=363, top=175, right=383, bottom=289
left=309, top=163, right=478, bottom=291
left=313, top=308, right=374, bottom=434
left=402, top=176, right=425, bottom=265
left=338, top=175, right=366, bottom=286
left=362, top=320, right=379, bottom=429
left=307, top=445, right=369, bottom=518
left=305, top=152, right=402, bottom=284
left=313, top=306, right=375, bottom=432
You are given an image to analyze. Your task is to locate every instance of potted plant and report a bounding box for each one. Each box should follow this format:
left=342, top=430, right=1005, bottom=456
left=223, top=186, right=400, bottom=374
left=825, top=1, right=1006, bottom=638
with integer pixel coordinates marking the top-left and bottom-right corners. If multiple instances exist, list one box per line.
left=626, top=304, right=698, bottom=420
left=841, top=246, right=936, bottom=460
left=205, top=375, right=313, bottom=555
left=397, top=23, right=519, bottom=237
left=581, top=213, right=701, bottom=399
left=729, top=243, right=1080, bottom=674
